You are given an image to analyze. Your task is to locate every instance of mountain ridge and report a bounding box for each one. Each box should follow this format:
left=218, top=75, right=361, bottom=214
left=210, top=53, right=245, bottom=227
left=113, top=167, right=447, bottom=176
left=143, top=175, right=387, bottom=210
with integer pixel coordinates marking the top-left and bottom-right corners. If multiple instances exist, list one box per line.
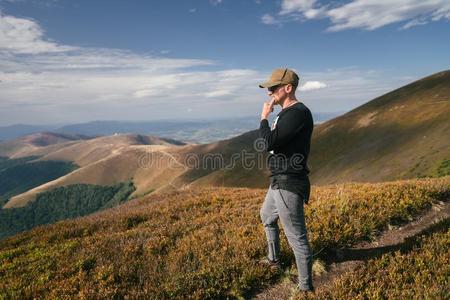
left=309, top=69, right=450, bottom=184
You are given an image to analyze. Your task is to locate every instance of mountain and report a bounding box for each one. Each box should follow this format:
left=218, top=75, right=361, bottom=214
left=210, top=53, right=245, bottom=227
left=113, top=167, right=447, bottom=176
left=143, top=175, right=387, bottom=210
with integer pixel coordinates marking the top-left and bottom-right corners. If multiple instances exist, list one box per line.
left=1, top=128, right=267, bottom=209
left=308, top=70, right=450, bottom=185
left=0, top=124, right=59, bottom=141
left=167, top=130, right=269, bottom=191
left=1, top=133, right=186, bottom=208
left=0, top=132, right=187, bottom=237
left=0, top=132, right=93, bottom=158
left=54, top=118, right=263, bottom=144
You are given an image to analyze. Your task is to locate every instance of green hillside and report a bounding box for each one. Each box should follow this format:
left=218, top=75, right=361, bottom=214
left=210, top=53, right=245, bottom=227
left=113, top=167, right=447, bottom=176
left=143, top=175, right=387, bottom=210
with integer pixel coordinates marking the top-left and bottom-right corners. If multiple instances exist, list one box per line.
left=0, top=156, right=40, bottom=171
left=0, top=157, right=78, bottom=207
left=0, top=181, right=135, bottom=239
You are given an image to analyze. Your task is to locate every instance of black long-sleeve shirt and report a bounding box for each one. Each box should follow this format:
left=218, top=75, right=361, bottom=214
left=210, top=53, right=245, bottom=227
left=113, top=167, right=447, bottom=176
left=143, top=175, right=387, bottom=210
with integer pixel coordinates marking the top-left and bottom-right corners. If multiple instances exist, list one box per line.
left=259, top=101, right=314, bottom=202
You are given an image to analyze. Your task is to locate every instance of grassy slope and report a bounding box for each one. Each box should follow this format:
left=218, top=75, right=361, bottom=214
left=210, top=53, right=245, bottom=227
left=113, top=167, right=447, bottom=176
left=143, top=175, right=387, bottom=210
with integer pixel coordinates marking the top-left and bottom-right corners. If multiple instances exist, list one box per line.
left=309, top=70, right=450, bottom=185
left=0, top=177, right=448, bottom=299
left=0, top=132, right=90, bottom=158
left=171, top=130, right=269, bottom=189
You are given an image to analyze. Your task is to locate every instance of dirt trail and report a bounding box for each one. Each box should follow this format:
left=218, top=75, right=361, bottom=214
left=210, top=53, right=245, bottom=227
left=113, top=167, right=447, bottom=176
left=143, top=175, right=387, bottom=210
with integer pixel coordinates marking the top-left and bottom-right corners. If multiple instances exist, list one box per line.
left=252, top=200, right=450, bottom=300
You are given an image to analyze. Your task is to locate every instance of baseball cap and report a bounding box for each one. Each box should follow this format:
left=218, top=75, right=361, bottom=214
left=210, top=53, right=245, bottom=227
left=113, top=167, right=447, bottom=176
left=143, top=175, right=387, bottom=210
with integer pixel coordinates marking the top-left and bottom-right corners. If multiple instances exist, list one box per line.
left=259, top=68, right=299, bottom=88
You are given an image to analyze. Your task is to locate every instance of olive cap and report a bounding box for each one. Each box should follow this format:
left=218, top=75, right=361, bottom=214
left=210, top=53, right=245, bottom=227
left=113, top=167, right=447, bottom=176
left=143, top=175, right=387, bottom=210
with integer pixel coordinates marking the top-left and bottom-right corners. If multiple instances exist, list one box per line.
left=259, top=68, right=299, bottom=88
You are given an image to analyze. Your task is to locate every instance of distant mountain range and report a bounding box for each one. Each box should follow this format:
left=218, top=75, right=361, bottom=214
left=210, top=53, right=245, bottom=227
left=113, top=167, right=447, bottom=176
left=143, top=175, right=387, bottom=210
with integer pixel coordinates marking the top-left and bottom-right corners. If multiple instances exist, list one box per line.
left=0, top=112, right=341, bottom=144
left=0, top=124, right=60, bottom=141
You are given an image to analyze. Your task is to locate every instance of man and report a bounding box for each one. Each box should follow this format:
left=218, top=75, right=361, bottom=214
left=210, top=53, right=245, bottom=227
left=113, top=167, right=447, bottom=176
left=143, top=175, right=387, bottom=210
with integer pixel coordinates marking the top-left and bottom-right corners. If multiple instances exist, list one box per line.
left=258, top=68, right=314, bottom=293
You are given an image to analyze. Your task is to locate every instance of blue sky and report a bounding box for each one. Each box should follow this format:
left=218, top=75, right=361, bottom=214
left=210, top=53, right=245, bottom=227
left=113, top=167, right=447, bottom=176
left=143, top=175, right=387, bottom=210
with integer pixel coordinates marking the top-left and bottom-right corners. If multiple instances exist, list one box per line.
left=0, top=0, right=449, bottom=126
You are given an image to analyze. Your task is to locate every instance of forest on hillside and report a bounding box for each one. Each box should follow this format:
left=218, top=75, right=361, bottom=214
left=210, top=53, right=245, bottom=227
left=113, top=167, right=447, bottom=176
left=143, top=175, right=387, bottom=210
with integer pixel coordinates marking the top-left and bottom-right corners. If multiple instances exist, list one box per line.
left=0, top=181, right=135, bottom=239
left=0, top=156, right=78, bottom=207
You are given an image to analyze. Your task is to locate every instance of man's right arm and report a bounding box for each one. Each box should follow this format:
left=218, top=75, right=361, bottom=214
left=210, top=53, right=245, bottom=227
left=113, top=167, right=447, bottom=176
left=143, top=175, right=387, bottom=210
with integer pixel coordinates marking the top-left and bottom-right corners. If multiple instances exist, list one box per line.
left=259, top=109, right=305, bottom=152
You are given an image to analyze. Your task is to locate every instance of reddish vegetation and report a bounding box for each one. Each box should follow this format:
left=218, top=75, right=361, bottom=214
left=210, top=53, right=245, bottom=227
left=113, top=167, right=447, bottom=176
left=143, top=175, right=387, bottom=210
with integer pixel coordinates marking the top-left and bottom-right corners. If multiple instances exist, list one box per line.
left=0, top=176, right=448, bottom=299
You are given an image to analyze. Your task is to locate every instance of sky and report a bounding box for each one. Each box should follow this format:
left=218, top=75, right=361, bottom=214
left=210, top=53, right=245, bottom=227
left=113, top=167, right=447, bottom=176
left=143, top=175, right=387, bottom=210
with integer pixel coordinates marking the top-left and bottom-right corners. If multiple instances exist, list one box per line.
left=0, top=0, right=449, bottom=126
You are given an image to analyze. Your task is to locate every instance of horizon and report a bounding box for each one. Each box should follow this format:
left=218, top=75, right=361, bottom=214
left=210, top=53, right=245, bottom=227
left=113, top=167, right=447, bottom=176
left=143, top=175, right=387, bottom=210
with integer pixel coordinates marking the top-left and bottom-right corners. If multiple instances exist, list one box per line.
left=0, top=110, right=344, bottom=128
left=0, top=110, right=342, bottom=144
left=1, top=0, right=449, bottom=126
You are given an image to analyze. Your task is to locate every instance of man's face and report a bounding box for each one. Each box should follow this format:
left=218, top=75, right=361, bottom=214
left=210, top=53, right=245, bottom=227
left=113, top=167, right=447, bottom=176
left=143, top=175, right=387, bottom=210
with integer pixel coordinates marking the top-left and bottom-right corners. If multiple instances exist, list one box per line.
left=268, top=84, right=286, bottom=104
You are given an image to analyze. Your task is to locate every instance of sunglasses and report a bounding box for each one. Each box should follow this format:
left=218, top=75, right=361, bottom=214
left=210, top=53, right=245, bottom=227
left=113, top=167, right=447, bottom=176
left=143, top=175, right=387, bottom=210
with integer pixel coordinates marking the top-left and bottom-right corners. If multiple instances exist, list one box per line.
left=268, top=84, right=284, bottom=93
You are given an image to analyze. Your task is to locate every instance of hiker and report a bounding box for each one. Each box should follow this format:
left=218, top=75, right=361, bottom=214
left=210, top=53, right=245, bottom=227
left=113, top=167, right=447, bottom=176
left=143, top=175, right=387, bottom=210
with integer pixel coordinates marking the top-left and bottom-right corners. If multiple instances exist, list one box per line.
left=258, top=68, right=315, bottom=293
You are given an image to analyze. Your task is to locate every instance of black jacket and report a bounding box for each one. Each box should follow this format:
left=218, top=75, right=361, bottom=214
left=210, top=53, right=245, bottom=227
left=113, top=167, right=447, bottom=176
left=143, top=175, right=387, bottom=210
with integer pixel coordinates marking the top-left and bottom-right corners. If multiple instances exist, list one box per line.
left=259, top=102, right=314, bottom=202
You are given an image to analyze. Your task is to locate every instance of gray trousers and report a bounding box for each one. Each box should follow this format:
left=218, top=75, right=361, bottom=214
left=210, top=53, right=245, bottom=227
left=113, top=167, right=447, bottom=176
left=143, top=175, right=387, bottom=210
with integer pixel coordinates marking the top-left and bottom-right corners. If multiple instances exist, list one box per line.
left=260, top=185, right=313, bottom=290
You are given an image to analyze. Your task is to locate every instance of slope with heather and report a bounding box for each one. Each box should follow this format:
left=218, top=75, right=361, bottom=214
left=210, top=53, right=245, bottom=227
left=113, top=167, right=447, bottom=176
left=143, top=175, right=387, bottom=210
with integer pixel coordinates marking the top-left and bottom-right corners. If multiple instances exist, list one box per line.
left=1, top=177, right=448, bottom=299
left=307, top=218, right=449, bottom=300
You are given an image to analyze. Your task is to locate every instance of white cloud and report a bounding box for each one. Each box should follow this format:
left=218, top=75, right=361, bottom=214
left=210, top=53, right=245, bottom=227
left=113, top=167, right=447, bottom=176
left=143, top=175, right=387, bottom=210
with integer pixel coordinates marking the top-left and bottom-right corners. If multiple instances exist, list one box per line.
left=261, top=14, right=280, bottom=25
left=133, top=69, right=259, bottom=100
left=0, top=13, right=76, bottom=53
left=296, top=68, right=413, bottom=114
left=280, top=0, right=318, bottom=16
left=0, top=13, right=266, bottom=125
left=0, top=13, right=416, bottom=125
left=264, top=0, right=450, bottom=31
left=204, top=89, right=233, bottom=98
left=299, top=80, right=327, bottom=91
left=0, top=48, right=212, bottom=74
left=210, top=0, right=223, bottom=6
left=325, top=0, right=450, bottom=32
left=189, top=8, right=197, bottom=13
left=401, top=18, right=429, bottom=29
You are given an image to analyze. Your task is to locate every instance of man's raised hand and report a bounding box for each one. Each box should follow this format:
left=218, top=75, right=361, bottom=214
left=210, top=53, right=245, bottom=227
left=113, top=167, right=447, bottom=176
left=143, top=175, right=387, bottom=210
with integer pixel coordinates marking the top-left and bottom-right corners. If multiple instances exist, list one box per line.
left=261, top=98, right=275, bottom=120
